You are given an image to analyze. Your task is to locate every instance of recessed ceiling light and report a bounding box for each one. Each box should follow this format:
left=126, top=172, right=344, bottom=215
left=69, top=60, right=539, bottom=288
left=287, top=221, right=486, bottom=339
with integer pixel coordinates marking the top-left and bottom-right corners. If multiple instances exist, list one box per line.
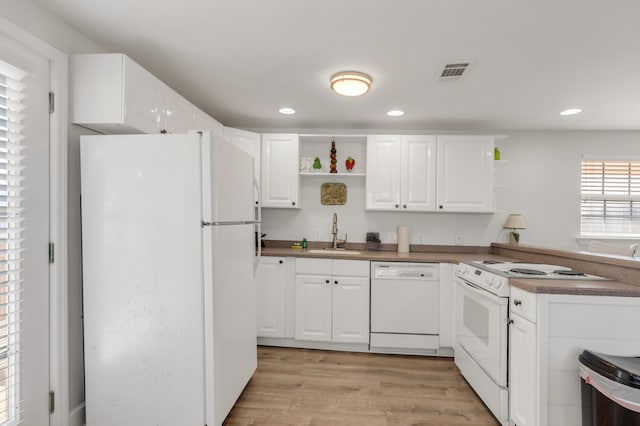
left=330, top=71, right=372, bottom=97
left=387, top=110, right=405, bottom=117
left=560, top=108, right=582, bottom=116
left=279, top=107, right=296, bottom=115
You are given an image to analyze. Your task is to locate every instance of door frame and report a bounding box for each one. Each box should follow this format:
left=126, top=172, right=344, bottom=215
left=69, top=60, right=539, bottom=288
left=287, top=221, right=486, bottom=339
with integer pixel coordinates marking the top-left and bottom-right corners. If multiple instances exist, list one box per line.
left=0, top=16, right=69, bottom=426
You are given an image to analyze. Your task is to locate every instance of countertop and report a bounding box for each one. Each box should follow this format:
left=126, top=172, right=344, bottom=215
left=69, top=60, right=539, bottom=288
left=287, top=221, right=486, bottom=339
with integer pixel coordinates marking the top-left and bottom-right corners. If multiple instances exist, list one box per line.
left=262, top=243, right=640, bottom=297
left=261, top=247, right=510, bottom=264
left=509, top=278, right=640, bottom=297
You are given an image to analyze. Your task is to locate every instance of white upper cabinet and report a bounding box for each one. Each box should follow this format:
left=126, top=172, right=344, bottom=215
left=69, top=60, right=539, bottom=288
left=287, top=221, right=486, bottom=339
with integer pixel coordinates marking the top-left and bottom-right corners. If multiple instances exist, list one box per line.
left=261, top=133, right=300, bottom=208
left=224, top=127, right=261, bottom=206
left=366, top=135, right=436, bottom=211
left=193, top=108, right=223, bottom=135
left=72, top=53, right=222, bottom=135
left=436, top=135, right=495, bottom=212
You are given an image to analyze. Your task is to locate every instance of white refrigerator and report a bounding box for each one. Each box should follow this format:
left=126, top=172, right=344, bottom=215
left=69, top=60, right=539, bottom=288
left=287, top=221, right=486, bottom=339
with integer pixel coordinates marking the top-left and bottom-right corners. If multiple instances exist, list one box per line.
left=80, top=131, right=259, bottom=426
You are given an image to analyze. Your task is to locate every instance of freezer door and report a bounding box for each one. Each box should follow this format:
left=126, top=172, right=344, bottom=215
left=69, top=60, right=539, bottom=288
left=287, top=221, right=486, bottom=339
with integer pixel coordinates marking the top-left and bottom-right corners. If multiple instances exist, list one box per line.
left=202, top=223, right=257, bottom=425
left=202, top=133, right=256, bottom=223
left=80, top=133, right=206, bottom=426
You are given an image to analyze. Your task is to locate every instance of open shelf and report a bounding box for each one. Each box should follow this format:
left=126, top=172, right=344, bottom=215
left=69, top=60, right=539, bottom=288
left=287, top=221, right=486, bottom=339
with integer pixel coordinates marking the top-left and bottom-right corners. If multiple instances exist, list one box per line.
left=300, top=172, right=365, bottom=177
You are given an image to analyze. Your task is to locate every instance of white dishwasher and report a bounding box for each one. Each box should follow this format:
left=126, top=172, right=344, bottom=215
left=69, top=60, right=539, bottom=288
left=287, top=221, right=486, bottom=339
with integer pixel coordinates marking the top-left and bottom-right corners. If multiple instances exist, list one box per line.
left=370, top=262, right=440, bottom=355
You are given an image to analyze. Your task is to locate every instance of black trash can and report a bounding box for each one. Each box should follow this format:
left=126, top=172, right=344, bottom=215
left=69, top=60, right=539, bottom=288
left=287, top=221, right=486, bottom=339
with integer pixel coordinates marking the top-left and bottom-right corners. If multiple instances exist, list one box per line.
left=579, top=350, right=640, bottom=426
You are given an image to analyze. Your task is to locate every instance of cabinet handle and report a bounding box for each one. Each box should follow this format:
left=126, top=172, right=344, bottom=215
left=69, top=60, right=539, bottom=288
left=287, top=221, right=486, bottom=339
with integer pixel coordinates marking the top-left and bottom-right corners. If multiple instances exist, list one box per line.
left=325, top=279, right=330, bottom=284
left=292, top=201, right=296, bottom=206
left=403, top=204, right=407, bottom=208
left=279, top=260, right=283, bottom=264
left=507, top=319, right=514, bottom=325
left=395, top=204, right=399, bottom=208
left=334, top=280, right=338, bottom=285
left=439, top=205, right=443, bottom=209
left=255, top=201, right=259, bottom=205
left=514, top=299, right=522, bottom=306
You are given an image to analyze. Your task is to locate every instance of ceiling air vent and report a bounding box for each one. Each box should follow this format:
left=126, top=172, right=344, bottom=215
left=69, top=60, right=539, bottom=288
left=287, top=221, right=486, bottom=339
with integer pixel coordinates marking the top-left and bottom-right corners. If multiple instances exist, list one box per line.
left=439, top=62, right=470, bottom=79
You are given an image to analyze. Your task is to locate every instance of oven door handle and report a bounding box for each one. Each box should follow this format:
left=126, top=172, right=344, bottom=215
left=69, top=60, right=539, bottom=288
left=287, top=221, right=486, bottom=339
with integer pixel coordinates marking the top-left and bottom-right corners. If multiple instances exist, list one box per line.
left=455, top=277, right=509, bottom=305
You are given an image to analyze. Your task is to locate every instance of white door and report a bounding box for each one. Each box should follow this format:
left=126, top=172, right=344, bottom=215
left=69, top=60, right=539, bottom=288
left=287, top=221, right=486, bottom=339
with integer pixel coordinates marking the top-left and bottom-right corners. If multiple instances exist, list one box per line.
left=436, top=135, right=494, bottom=212
left=365, top=135, right=401, bottom=210
left=256, top=257, right=286, bottom=338
left=401, top=135, right=437, bottom=211
left=455, top=278, right=509, bottom=386
left=0, top=33, right=50, bottom=425
left=207, top=134, right=255, bottom=222
left=223, top=127, right=261, bottom=206
left=332, top=276, right=369, bottom=344
left=294, top=275, right=331, bottom=342
left=261, top=134, right=299, bottom=208
left=509, top=314, right=537, bottom=426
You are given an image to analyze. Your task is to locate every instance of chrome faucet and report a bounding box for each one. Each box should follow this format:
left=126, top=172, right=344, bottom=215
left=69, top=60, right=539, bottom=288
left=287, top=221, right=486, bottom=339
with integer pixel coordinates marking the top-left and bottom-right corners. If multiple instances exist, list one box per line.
left=331, top=212, right=338, bottom=249
left=331, top=213, right=347, bottom=249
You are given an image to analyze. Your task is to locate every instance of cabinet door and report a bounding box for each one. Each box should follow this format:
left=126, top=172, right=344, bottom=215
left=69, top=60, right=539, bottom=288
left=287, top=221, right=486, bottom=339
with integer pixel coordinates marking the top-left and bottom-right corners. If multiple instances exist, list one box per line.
left=193, top=108, right=223, bottom=135
left=332, top=276, right=370, bottom=344
left=256, top=258, right=286, bottom=338
left=401, top=135, right=437, bottom=211
left=436, top=135, right=494, bottom=212
left=261, top=134, right=300, bottom=208
left=123, top=56, right=164, bottom=134
left=161, top=88, right=194, bottom=134
left=365, top=135, right=401, bottom=210
left=295, top=275, right=332, bottom=342
left=509, top=313, right=537, bottom=426
left=224, top=127, right=261, bottom=206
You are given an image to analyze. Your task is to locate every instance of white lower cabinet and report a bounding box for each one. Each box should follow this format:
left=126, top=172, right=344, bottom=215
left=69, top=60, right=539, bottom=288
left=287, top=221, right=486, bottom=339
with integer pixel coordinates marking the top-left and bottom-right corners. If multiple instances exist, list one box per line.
left=256, top=257, right=294, bottom=338
left=508, top=286, right=640, bottom=426
left=509, top=312, right=537, bottom=426
left=295, top=259, right=370, bottom=344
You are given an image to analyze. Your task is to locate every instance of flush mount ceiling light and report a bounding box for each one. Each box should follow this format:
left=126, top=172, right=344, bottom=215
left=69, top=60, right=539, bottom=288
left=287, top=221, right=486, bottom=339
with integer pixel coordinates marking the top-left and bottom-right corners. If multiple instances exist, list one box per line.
left=560, top=108, right=583, bottom=116
left=330, top=71, right=372, bottom=97
left=278, top=107, right=296, bottom=115
left=387, top=110, right=405, bottom=117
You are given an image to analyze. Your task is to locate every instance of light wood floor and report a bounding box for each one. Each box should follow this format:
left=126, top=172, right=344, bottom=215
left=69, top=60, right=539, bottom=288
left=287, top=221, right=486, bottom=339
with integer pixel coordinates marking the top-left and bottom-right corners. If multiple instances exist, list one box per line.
left=224, top=346, right=500, bottom=425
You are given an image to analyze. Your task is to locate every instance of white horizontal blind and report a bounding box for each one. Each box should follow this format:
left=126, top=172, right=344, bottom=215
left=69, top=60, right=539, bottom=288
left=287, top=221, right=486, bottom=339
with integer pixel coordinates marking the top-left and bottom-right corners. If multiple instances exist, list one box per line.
left=581, top=160, right=640, bottom=237
left=0, top=58, right=27, bottom=425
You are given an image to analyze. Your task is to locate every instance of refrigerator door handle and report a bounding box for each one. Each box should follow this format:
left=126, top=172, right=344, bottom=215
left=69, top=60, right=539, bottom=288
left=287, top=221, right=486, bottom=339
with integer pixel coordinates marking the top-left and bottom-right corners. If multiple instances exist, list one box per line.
left=253, top=176, right=261, bottom=223
left=253, top=222, right=261, bottom=277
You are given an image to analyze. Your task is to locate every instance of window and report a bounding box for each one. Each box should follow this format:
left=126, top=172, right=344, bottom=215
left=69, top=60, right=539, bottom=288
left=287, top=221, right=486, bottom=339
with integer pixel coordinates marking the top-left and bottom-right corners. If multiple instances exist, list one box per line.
left=581, top=159, right=640, bottom=237
left=0, top=59, right=26, bottom=425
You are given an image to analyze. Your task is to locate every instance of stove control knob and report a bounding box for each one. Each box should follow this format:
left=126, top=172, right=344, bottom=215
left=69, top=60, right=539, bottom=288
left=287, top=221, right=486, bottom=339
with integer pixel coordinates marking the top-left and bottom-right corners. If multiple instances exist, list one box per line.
left=486, top=276, right=494, bottom=286
left=458, top=264, right=467, bottom=274
left=494, top=281, right=503, bottom=289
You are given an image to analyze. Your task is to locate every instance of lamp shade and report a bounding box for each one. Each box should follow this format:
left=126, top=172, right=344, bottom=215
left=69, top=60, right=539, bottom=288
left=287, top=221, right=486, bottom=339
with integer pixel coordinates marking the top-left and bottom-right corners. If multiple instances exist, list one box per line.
left=504, top=214, right=526, bottom=230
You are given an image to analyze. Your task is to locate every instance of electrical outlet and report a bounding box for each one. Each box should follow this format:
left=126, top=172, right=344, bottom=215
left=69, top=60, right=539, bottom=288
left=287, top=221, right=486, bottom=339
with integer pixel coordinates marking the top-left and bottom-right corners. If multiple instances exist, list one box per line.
left=387, top=232, right=397, bottom=243
left=312, top=229, right=321, bottom=241
left=454, top=233, right=464, bottom=245
left=416, top=233, right=424, bottom=244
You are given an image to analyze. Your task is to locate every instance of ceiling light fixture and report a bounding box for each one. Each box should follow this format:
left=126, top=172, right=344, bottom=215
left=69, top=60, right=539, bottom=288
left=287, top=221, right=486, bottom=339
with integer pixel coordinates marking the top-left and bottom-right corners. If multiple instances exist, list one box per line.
left=278, top=107, right=296, bottom=115
left=330, top=71, right=372, bottom=97
left=560, top=108, right=582, bottom=116
left=387, top=110, right=405, bottom=117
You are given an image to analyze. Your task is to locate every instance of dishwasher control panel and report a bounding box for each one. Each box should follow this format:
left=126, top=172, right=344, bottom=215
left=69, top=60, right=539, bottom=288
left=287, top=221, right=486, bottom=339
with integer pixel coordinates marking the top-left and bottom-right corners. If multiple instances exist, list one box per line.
left=371, top=262, right=439, bottom=280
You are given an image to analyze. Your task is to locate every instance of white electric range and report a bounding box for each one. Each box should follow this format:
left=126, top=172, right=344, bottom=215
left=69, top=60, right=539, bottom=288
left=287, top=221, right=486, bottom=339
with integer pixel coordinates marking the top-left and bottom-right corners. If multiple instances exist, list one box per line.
left=454, top=261, right=609, bottom=425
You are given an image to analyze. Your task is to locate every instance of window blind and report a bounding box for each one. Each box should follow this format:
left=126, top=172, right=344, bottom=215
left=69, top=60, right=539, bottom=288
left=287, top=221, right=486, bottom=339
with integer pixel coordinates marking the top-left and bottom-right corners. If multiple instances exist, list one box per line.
left=581, top=160, right=640, bottom=237
left=0, top=59, right=27, bottom=425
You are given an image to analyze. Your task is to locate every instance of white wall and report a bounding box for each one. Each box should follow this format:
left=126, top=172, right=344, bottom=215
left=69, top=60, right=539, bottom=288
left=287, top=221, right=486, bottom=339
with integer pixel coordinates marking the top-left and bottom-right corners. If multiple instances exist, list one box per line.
left=262, top=131, right=640, bottom=252
left=0, top=2, right=106, bottom=424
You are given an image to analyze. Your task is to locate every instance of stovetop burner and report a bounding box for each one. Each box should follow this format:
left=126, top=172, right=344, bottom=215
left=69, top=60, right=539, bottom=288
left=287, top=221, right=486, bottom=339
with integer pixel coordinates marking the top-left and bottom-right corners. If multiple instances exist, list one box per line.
left=510, top=268, right=548, bottom=275
left=554, top=270, right=586, bottom=277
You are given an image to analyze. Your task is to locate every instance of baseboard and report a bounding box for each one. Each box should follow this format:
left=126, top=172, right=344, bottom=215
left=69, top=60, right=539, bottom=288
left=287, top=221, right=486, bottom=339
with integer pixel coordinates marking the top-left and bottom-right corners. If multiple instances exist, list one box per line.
left=69, top=402, right=85, bottom=426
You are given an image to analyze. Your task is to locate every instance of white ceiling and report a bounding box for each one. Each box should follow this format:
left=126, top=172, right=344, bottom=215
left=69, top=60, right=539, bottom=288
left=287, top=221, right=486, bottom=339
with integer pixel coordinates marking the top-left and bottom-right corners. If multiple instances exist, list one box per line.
left=34, top=0, right=640, bottom=131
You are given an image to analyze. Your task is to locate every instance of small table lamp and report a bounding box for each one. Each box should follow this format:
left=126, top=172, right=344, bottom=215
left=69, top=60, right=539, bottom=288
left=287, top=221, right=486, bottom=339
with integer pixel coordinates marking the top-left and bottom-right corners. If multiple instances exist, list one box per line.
left=504, top=214, right=526, bottom=244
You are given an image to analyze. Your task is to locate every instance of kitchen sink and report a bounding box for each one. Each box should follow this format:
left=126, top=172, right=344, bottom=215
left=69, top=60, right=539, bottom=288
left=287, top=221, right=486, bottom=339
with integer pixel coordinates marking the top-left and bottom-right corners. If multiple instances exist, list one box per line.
left=307, top=249, right=361, bottom=255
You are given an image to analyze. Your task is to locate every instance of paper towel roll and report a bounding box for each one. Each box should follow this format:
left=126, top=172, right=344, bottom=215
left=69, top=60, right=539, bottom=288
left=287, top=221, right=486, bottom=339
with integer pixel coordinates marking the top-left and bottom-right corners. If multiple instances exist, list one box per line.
left=397, top=225, right=409, bottom=253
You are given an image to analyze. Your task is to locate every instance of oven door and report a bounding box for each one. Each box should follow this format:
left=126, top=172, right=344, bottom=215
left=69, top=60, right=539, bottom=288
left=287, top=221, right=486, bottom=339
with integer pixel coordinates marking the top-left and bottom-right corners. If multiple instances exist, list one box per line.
left=455, top=276, right=508, bottom=387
